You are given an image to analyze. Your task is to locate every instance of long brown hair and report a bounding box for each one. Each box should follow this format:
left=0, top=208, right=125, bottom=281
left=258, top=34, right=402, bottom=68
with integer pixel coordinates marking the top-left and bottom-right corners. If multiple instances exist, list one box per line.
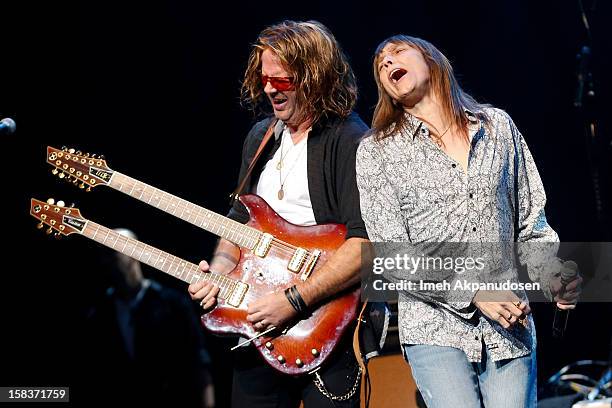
left=371, top=35, right=488, bottom=141
left=241, top=20, right=357, bottom=125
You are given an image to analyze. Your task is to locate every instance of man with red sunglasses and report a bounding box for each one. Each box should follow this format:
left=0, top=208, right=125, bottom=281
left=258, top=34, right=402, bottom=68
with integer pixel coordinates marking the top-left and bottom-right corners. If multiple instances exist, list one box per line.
left=188, top=20, right=369, bottom=407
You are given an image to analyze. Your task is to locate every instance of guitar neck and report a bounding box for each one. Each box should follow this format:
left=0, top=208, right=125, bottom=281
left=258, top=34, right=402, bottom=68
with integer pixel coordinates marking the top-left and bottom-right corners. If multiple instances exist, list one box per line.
left=108, top=172, right=259, bottom=249
left=81, top=220, right=237, bottom=300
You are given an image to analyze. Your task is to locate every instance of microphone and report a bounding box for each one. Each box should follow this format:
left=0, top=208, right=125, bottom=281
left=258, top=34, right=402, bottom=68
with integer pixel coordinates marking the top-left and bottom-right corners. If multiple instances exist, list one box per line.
left=0, top=118, right=16, bottom=135
left=552, top=261, right=578, bottom=338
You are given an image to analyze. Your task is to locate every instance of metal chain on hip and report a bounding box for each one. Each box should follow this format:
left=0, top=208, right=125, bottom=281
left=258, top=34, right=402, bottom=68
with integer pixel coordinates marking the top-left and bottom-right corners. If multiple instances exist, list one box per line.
left=312, top=365, right=362, bottom=401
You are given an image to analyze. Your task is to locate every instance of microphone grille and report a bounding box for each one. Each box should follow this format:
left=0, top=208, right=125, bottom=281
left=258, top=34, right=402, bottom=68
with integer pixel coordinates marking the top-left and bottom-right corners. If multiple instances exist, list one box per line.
left=560, top=260, right=578, bottom=283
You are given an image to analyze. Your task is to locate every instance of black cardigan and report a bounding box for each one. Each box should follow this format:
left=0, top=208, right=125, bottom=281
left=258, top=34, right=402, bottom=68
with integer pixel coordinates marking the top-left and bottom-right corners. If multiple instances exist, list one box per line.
left=227, top=112, right=369, bottom=240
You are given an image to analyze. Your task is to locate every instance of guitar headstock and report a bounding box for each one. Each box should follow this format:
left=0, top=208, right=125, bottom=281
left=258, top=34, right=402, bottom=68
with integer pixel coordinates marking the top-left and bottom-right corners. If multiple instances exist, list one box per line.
left=46, top=146, right=113, bottom=190
left=30, top=198, right=87, bottom=238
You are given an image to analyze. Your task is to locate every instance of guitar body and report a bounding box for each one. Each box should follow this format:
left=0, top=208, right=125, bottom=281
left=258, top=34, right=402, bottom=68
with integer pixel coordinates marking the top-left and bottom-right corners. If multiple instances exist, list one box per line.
left=201, top=194, right=360, bottom=375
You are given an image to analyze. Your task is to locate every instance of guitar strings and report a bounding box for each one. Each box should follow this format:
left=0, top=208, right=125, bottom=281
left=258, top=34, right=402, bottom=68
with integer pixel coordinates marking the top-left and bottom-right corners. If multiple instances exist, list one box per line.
left=114, top=178, right=314, bottom=258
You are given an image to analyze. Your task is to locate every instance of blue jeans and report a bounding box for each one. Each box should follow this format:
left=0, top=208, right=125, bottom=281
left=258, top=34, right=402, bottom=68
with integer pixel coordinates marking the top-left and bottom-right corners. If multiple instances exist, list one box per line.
left=403, top=343, right=536, bottom=408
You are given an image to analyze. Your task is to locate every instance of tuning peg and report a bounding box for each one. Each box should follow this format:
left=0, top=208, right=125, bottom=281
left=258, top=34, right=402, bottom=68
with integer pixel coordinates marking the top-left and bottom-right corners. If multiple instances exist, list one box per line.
left=53, top=232, right=62, bottom=240
left=36, top=222, right=44, bottom=229
left=65, top=175, right=72, bottom=182
left=61, top=146, right=67, bottom=151
left=75, top=150, right=82, bottom=155
left=58, top=172, right=65, bottom=179
left=99, top=155, right=105, bottom=160
left=47, top=198, right=55, bottom=205
left=91, top=154, right=97, bottom=158
left=72, top=178, right=79, bottom=185
left=57, top=200, right=65, bottom=207
left=86, top=187, right=91, bottom=192
left=84, top=152, right=90, bottom=157
left=68, top=148, right=75, bottom=154
left=69, top=203, right=75, bottom=208
left=51, top=169, right=59, bottom=176
left=46, top=227, right=53, bottom=235
left=79, top=183, right=86, bottom=189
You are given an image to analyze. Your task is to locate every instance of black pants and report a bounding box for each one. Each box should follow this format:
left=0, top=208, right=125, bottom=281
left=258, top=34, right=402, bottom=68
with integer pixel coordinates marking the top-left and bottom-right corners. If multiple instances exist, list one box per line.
left=231, top=336, right=360, bottom=408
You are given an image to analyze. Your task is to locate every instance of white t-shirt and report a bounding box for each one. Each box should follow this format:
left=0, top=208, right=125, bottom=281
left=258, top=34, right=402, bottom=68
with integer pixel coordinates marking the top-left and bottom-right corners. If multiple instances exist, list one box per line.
left=255, top=126, right=316, bottom=226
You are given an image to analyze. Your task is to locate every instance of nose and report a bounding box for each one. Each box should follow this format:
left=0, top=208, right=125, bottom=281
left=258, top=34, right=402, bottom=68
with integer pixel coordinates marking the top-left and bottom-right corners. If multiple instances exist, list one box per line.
left=263, top=78, right=276, bottom=94
left=381, top=54, right=394, bottom=68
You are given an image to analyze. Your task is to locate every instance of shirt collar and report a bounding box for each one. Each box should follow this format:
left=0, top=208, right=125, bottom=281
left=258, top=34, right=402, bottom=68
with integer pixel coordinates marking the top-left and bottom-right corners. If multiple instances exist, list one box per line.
left=404, top=109, right=481, bottom=140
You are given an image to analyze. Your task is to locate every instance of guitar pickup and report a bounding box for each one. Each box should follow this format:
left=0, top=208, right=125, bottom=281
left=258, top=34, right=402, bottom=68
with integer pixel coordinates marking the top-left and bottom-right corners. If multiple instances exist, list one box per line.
left=300, top=250, right=321, bottom=281
left=288, top=248, right=308, bottom=273
left=227, top=281, right=249, bottom=307
left=253, top=233, right=273, bottom=257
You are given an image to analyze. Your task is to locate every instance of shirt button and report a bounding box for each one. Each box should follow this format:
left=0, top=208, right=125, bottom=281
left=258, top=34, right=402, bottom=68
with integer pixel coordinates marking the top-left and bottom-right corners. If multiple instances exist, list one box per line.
left=452, top=163, right=457, bottom=168
left=474, top=335, right=479, bottom=340
left=472, top=227, right=477, bottom=232
left=469, top=193, right=474, bottom=199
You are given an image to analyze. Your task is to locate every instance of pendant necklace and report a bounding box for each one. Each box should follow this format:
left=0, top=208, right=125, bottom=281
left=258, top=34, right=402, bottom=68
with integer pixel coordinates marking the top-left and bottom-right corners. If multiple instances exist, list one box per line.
left=277, top=129, right=310, bottom=200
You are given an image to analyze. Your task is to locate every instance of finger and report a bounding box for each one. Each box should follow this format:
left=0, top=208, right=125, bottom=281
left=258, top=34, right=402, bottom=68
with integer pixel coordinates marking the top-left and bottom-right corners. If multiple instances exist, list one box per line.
left=564, top=278, right=582, bottom=292
left=496, top=313, right=511, bottom=329
left=188, top=280, right=206, bottom=295
left=194, top=283, right=215, bottom=300
left=512, top=301, right=531, bottom=318
left=522, top=302, right=531, bottom=315
left=198, top=260, right=210, bottom=272
left=201, top=297, right=217, bottom=310
left=559, top=292, right=580, bottom=302
left=246, top=301, right=262, bottom=316
left=246, top=311, right=265, bottom=323
left=555, top=291, right=579, bottom=303
left=503, top=302, right=524, bottom=318
left=556, top=302, right=576, bottom=310
left=201, top=285, right=220, bottom=306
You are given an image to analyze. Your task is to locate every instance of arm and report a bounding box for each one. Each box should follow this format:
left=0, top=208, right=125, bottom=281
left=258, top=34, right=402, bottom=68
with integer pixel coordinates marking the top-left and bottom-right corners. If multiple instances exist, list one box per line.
left=297, top=237, right=367, bottom=305
left=508, top=114, right=581, bottom=307
left=245, top=237, right=367, bottom=329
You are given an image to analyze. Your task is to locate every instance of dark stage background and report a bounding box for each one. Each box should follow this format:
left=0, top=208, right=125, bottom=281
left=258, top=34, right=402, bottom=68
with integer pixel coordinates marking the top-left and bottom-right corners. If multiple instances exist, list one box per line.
left=2, top=0, right=611, bottom=406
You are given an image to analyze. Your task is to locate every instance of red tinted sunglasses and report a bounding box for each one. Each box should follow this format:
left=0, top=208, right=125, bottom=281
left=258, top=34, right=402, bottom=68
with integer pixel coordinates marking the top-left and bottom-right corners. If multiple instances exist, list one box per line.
left=261, top=75, right=295, bottom=91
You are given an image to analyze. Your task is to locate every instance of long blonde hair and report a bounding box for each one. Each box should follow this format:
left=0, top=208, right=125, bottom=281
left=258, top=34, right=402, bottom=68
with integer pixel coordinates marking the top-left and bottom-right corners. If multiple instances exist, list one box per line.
left=372, top=35, right=488, bottom=141
left=241, top=20, right=357, bottom=124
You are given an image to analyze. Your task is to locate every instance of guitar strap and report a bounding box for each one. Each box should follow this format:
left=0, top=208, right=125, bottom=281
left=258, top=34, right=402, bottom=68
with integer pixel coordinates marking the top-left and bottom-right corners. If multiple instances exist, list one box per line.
left=229, top=118, right=279, bottom=204
left=353, top=301, right=368, bottom=373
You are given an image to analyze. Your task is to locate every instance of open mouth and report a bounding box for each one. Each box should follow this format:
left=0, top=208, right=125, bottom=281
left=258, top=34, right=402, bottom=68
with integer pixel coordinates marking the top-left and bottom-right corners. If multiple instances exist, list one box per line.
left=389, top=68, right=407, bottom=83
left=272, top=96, right=288, bottom=109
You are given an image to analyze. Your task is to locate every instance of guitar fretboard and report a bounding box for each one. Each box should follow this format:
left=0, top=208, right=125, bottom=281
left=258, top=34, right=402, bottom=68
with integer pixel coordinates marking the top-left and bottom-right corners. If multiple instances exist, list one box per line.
left=83, top=221, right=239, bottom=299
left=109, top=172, right=261, bottom=249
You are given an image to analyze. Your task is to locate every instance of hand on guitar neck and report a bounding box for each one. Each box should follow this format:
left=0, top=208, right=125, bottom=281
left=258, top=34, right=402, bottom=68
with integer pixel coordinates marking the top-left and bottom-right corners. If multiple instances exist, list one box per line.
left=189, top=238, right=240, bottom=311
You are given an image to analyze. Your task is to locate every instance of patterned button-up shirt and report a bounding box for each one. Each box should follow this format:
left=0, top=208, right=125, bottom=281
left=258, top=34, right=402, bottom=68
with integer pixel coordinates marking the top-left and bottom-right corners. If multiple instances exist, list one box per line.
left=356, top=108, right=559, bottom=362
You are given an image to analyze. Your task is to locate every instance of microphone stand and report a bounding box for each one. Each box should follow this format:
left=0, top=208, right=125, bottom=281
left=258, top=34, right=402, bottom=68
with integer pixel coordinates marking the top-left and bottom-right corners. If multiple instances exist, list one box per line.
left=575, top=0, right=610, bottom=241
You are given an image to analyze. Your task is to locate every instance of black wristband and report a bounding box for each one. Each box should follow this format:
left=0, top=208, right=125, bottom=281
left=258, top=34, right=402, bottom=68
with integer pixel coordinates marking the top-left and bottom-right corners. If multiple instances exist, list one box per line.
left=284, top=287, right=302, bottom=313
left=284, top=285, right=307, bottom=315
left=289, top=285, right=308, bottom=313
